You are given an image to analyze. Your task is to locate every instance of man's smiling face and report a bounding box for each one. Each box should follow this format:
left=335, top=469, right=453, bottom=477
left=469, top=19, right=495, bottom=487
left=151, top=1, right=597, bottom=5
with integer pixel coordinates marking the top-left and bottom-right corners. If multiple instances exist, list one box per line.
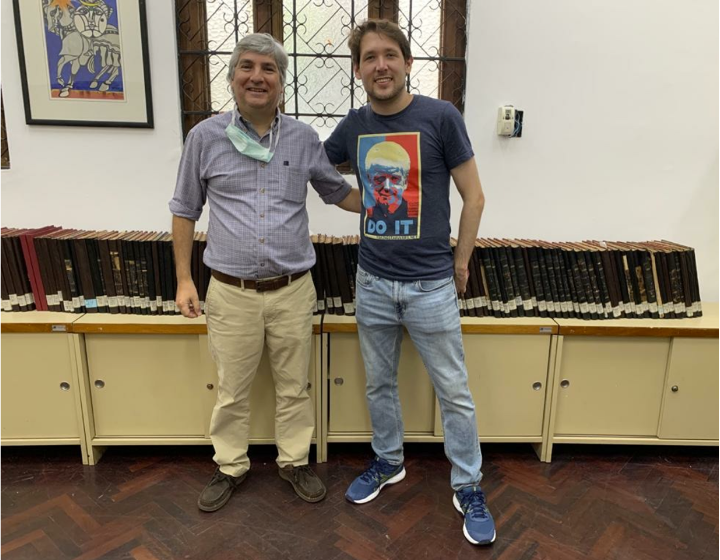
left=231, top=51, right=282, bottom=114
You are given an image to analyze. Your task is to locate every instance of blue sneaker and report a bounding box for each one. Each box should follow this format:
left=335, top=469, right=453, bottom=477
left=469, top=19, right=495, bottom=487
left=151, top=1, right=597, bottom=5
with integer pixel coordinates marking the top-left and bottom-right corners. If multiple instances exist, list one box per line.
left=345, top=457, right=406, bottom=504
left=453, top=486, right=496, bottom=545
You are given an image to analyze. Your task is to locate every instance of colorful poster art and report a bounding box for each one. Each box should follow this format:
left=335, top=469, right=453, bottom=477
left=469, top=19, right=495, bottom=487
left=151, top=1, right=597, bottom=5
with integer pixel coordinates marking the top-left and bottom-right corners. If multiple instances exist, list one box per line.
left=357, top=133, right=421, bottom=240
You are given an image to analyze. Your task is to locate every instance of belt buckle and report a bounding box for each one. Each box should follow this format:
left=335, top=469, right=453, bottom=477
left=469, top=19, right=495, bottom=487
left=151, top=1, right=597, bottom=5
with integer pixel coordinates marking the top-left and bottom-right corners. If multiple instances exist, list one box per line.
left=255, top=279, right=272, bottom=292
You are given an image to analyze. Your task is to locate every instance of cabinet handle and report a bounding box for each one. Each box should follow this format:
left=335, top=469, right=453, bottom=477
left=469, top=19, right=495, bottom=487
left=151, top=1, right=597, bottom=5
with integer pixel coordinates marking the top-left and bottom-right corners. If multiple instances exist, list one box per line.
left=532, top=382, right=542, bottom=391
left=334, top=378, right=344, bottom=385
left=60, top=382, right=70, bottom=391
left=207, top=384, right=214, bottom=390
left=94, top=380, right=105, bottom=389
left=560, top=379, right=570, bottom=389
left=671, top=385, right=679, bottom=392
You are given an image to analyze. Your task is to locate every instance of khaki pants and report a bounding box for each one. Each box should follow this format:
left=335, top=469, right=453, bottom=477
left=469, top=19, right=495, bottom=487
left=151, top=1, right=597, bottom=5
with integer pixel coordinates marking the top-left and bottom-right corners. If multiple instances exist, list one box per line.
left=205, top=272, right=316, bottom=477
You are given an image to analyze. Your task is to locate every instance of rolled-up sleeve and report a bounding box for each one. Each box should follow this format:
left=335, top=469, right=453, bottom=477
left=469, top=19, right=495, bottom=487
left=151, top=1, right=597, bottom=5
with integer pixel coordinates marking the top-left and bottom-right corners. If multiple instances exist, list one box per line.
left=308, top=131, right=352, bottom=205
left=169, top=127, right=207, bottom=221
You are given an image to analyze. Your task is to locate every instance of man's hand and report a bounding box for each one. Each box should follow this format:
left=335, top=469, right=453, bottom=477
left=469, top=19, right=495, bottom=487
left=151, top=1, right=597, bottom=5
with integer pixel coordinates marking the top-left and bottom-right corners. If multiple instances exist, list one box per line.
left=176, top=279, right=202, bottom=318
left=454, top=266, right=469, bottom=295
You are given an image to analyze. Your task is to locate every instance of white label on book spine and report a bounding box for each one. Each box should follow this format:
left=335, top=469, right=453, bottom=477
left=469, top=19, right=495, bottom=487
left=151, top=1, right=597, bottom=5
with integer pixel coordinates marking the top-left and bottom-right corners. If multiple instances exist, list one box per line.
left=508, top=300, right=517, bottom=311
left=2, top=300, right=11, bottom=311
left=623, top=303, right=632, bottom=314
left=649, top=302, right=658, bottom=314
left=523, top=299, right=533, bottom=311
left=333, top=297, right=342, bottom=308
left=491, top=301, right=500, bottom=311
left=344, top=303, right=354, bottom=314
left=63, top=300, right=72, bottom=312
left=108, top=297, right=119, bottom=308
left=144, top=297, right=150, bottom=309
left=580, top=302, right=589, bottom=314
left=174, top=303, right=180, bottom=313
left=605, top=303, right=613, bottom=314
left=663, top=302, right=672, bottom=315
left=9, top=294, right=19, bottom=305
left=133, top=296, right=142, bottom=308
left=674, top=302, right=684, bottom=314
left=458, top=297, right=466, bottom=310
left=514, top=296, right=523, bottom=307
left=588, top=302, right=597, bottom=314
left=478, top=297, right=487, bottom=309
left=502, top=302, right=509, bottom=314
left=317, top=301, right=325, bottom=311
left=18, top=295, right=28, bottom=307
left=156, top=297, right=162, bottom=307
left=97, top=296, right=108, bottom=307
left=27, top=294, right=35, bottom=305
left=86, top=299, right=98, bottom=309
left=150, top=301, right=158, bottom=312
left=466, top=298, right=475, bottom=310
left=538, top=300, right=547, bottom=312
left=612, top=306, right=622, bottom=318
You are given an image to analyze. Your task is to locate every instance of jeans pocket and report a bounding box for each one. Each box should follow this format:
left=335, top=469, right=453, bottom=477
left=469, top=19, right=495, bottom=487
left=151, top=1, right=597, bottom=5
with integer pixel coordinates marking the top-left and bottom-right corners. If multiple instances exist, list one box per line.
left=417, top=276, right=454, bottom=292
left=356, top=267, right=377, bottom=288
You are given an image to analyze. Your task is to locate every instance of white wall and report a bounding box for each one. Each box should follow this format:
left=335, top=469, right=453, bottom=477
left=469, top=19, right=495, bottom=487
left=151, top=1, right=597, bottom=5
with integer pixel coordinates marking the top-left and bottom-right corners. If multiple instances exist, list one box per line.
left=2, top=0, right=717, bottom=300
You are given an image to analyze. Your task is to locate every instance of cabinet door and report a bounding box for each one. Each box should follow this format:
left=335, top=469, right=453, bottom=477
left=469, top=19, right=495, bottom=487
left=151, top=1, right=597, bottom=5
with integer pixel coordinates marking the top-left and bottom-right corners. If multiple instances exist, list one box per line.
left=455, top=334, right=551, bottom=437
left=199, top=335, right=318, bottom=440
left=86, top=335, right=206, bottom=437
left=1, top=333, right=81, bottom=439
left=658, top=338, right=719, bottom=440
left=328, top=333, right=436, bottom=434
left=554, top=337, right=669, bottom=436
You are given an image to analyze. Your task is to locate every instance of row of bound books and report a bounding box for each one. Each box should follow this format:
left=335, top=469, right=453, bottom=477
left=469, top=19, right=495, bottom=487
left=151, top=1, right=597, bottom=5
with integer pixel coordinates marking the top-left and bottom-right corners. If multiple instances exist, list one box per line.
left=1, top=227, right=207, bottom=314
left=1, top=227, right=702, bottom=319
left=310, top=237, right=703, bottom=319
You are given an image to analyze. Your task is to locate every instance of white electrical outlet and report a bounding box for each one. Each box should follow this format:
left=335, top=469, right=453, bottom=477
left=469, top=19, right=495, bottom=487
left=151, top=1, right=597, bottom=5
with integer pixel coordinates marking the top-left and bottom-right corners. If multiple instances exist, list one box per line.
left=497, top=106, right=515, bottom=136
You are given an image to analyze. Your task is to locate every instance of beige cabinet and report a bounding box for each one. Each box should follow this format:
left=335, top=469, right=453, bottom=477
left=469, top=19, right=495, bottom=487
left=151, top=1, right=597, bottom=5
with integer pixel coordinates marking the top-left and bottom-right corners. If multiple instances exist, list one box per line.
left=658, top=338, right=719, bottom=440
left=85, top=334, right=207, bottom=437
left=553, top=336, right=669, bottom=436
left=327, top=332, right=435, bottom=435
left=1, top=332, right=82, bottom=441
left=460, top=333, right=552, bottom=438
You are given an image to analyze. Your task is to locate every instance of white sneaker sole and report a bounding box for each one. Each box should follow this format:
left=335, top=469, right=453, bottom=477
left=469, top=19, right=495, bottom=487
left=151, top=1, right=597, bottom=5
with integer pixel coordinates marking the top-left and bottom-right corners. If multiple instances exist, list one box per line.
left=453, top=494, right=497, bottom=545
left=348, top=467, right=406, bottom=504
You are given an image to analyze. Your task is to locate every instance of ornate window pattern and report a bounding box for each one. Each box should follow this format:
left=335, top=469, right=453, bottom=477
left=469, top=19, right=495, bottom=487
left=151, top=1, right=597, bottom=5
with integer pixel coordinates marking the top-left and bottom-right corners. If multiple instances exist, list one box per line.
left=175, top=0, right=468, bottom=139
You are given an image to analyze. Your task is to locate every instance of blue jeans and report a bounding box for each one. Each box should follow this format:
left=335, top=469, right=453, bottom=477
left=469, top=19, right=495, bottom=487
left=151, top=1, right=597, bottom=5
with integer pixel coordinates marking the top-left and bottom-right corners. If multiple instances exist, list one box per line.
left=355, top=265, right=483, bottom=490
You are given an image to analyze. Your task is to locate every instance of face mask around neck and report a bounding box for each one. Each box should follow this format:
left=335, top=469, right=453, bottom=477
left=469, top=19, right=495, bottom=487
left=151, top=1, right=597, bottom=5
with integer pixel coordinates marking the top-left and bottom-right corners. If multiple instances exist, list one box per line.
left=225, top=109, right=281, bottom=163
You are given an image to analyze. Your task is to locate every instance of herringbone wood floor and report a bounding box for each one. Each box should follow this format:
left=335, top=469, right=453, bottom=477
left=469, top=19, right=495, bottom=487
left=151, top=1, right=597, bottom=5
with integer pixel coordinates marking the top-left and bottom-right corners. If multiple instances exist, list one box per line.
left=2, top=443, right=717, bottom=560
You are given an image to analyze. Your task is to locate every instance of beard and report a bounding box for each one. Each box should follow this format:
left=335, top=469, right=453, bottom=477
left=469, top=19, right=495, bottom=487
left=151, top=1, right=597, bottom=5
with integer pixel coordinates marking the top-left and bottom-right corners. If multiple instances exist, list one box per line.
left=367, top=77, right=407, bottom=103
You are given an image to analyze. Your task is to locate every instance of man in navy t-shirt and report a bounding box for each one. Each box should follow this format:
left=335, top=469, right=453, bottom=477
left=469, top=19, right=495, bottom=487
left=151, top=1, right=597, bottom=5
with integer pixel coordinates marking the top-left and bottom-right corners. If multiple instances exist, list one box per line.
left=324, top=20, right=496, bottom=546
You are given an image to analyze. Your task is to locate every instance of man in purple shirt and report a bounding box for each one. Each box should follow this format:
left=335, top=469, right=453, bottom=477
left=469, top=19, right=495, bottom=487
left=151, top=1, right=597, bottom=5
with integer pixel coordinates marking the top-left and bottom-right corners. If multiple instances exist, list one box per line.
left=170, top=33, right=360, bottom=512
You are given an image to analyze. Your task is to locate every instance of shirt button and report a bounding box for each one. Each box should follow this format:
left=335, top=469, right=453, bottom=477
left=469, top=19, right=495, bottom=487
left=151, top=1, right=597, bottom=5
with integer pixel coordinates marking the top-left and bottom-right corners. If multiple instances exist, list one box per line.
left=260, top=188, right=265, bottom=194
left=259, top=238, right=265, bottom=244
left=260, top=213, right=265, bottom=218
left=261, top=263, right=266, bottom=267
left=260, top=162, right=266, bottom=168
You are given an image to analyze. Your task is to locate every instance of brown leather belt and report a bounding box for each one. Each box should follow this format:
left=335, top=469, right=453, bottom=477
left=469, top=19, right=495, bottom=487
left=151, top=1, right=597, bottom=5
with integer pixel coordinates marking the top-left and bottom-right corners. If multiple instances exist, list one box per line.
left=211, top=269, right=308, bottom=292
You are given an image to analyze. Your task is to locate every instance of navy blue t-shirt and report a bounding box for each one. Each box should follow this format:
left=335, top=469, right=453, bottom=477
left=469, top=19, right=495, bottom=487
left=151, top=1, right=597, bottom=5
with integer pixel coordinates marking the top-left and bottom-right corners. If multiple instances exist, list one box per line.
left=324, top=95, right=474, bottom=281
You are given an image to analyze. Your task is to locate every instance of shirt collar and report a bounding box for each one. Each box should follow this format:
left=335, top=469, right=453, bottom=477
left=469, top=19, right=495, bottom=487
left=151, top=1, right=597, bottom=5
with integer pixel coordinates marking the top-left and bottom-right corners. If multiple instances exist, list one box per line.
left=235, top=107, right=281, bottom=139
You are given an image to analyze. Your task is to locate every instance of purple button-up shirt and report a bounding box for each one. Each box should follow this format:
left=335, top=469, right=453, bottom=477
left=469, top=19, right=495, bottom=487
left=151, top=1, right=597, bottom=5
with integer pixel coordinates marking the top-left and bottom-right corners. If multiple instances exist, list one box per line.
left=170, top=110, right=351, bottom=279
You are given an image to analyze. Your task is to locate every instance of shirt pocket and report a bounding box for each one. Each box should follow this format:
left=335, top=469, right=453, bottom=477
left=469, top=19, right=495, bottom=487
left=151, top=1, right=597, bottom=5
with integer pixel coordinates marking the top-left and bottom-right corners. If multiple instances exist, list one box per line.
left=281, top=166, right=309, bottom=203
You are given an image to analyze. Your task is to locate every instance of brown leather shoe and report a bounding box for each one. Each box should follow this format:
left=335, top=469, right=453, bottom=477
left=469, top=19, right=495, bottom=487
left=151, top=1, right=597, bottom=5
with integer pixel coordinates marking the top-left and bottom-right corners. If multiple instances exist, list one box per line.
left=278, top=465, right=327, bottom=503
left=198, top=467, right=248, bottom=512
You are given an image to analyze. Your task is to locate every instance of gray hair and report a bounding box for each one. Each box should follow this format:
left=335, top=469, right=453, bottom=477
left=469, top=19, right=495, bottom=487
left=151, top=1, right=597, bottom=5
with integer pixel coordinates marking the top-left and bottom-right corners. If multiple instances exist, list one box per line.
left=226, top=33, right=288, bottom=87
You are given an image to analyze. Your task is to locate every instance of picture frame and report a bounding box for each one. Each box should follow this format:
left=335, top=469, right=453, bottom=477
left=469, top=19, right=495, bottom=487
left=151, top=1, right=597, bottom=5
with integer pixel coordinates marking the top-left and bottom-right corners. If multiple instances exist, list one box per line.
left=13, top=0, right=154, bottom=128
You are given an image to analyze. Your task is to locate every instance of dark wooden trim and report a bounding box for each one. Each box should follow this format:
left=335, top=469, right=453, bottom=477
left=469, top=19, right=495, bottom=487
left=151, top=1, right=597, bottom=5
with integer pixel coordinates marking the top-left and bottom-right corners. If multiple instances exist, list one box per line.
left=254, top=0, right=283, bottom=39
left=368, top=0, right=399, bottom=22
left=1, top=323, right=74, bottom=334
left=558, top=325, right=719, bottom=338
left=439, top=0, right=467, bottom=112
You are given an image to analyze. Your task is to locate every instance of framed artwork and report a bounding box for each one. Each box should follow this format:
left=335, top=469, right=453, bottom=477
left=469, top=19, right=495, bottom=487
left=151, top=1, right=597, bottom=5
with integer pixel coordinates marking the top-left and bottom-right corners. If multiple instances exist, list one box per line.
left=13, top=0, right=153, bottom=128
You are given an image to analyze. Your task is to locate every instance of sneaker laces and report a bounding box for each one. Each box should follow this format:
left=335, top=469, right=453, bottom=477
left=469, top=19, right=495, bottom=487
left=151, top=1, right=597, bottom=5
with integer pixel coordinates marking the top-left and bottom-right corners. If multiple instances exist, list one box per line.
left=459, top=487, right=490, bottom=521
left=359, top=458, right=394, bottom=484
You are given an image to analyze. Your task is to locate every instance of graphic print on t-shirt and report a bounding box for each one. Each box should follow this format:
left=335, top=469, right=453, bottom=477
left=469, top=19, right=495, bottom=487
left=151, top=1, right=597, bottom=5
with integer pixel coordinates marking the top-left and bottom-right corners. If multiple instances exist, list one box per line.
left=357, top=132, right=421, bottom=240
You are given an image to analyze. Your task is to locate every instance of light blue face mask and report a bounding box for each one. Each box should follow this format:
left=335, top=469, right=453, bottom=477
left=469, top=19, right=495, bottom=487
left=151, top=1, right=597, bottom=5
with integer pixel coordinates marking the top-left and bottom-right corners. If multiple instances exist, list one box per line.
left=225, top=109, right=281, bottom=163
